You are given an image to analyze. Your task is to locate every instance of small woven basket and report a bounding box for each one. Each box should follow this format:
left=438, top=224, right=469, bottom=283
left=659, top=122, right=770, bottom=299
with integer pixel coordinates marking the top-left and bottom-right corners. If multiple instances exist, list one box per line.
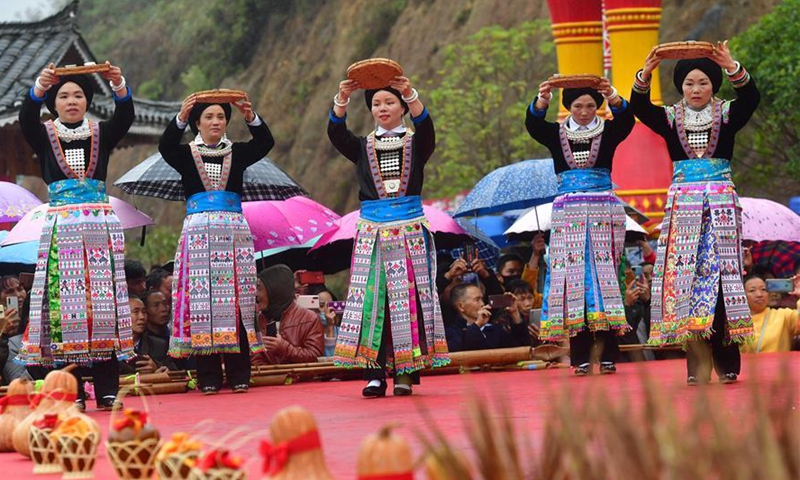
left=187, top=466, right=247, bottom=480
left=155, top=450, right=200, bottom=480
left=193, top=89, right=247, bottom=104
left=106, top=437, right=162, bottom=479
left=30, top=426, right=61, bottom=474
left=53, top=431, right=100, bottom=479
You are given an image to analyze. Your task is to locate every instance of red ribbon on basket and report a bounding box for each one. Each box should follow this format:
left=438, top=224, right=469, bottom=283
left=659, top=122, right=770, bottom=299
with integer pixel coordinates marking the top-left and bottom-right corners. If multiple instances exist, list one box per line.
left=0, top=394, right=31, bottom=413
left=30, top=391, right=78, bottom=408
left=260, top=429, right=322, bottom=475
left=358, top=473, right=415, bottom=480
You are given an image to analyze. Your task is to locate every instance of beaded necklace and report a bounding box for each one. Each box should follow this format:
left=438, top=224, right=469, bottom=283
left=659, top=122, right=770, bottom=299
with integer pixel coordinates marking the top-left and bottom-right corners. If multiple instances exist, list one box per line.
left=44, top=120, right=100, bottom=180
left=559, top=117, right=604, bottom=170
left=366, top=132, right=413, bottom=199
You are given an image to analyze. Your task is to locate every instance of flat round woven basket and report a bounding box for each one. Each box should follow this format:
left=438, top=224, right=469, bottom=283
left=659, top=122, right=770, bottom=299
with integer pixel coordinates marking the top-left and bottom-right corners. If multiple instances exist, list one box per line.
left=54, top=63, right=111, bottom=76
left=346, top=58, right=403, bottom=90
left=653, top=41, right=715, bottom=60
left=193, top=89, right=247, bottom=104
left=546, top=74, right=602, bottom=89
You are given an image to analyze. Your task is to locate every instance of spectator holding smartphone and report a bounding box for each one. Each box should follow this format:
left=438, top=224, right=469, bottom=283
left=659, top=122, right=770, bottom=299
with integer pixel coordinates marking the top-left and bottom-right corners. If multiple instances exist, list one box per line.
left=251, top=265, right=323, bottom=365
left=740, top=274, right=800, bottom=353
left=307, top=285, right=340, bottom=357
left=446, top=283, right=527, bottom=352
left=0, top=293, right=30, bottom=385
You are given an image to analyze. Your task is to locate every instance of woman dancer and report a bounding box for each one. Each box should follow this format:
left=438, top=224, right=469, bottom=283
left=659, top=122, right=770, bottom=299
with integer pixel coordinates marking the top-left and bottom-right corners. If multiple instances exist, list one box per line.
left=18, top=62, right=134, bottom=410
left=328, top=74, right=449, bottom=397
left=525, top=78, right=634, bottom=375
left=159, top=92, right=273, bottom=394
left=631, top=41, right=759, bottom=384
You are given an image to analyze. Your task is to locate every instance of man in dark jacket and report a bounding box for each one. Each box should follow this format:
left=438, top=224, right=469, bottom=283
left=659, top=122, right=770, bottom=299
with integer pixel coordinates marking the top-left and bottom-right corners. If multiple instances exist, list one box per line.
left=445, top=283, right=528, bottom=352
left=251, top=265, right=324, bottom=365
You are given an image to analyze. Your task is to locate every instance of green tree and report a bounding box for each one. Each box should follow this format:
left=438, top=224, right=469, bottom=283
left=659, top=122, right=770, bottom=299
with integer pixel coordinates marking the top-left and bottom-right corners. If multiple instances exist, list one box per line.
left=125, top=226, right=181, bottom=270
left=724, top=0, right=800, bottom=196
left=425, top=21, right=556, bottom=198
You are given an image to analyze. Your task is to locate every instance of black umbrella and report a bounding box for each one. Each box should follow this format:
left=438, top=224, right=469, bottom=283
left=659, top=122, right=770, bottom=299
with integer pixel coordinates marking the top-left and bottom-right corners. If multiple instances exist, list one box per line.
left=114, top=152, right=308, bottom=201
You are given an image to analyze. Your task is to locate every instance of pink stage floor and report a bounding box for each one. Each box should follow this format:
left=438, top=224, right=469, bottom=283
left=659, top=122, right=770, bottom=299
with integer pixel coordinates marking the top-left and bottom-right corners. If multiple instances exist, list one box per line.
left=2, top=353, right=798, bottom=478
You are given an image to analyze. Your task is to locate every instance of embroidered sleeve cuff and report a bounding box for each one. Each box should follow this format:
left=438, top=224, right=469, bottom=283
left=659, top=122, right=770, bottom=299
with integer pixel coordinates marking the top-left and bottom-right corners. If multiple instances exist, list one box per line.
left=113, top=86, right=132, bottom=102
left=246, top=114, right=263, bottom=127
left=329, top=109, right=346, bottom=124
left=610, top=98, right=629, bottom=115
left=175, top=114, right=188, bottom=130
left=529, top=99, right=547, bottom=117
left=411, top=107, right=429, bottom=124
left=29, top=87, right=46, bottom=103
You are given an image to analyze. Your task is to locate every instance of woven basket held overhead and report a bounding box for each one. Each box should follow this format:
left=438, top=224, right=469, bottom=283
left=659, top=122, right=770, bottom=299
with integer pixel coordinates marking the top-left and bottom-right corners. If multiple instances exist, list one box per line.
left=54, top=62, right=111, bottom=76
left=193, top=89, right=247, bottom=104
left=653, top=41, right=715, bottom=60
left=347, top=58, right=403, bottom=90
left=546, top=74, right=603, bottom=89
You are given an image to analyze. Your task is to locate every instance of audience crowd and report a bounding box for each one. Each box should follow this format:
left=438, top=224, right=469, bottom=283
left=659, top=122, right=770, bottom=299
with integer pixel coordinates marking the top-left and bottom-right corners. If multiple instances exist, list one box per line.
left=1, top=235, right=799, bottom=386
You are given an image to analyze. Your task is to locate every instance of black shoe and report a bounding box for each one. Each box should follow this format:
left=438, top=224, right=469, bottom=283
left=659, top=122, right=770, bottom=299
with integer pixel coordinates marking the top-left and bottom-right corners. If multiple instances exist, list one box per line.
left=201, top=385, right=220, bottom=396
left=75, top=398, right=86, bottom=413
left=362, top=380, right=387, bottom=398
left=599, top=363, right=617, bottom=375
left=393, top=384, right=413, bottom=396
left=97, top=395, right=122, bottom=411
left=574, top=365, right=591, bottom=376
left=720, top=373, right=738, bottom=384
left=687, top=376, right=698, bottom=386
left=231, top=383, right=249, bottom=393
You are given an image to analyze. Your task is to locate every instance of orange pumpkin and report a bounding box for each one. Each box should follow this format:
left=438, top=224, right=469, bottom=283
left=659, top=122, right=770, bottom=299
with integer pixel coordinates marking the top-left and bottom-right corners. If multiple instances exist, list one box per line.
left=356, top=425, right=414, bottom=479
left=13, top=365, right=80, bottom=457
left=0, top=378, right=34, bottom=451
left=265, top=406, right=336, bottom=480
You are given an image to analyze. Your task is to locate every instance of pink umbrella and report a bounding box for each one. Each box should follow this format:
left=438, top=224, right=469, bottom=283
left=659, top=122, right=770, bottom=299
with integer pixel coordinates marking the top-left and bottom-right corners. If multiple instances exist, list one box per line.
left=309, top=205, right=471, bottom=273
left=242, top=196, right=340, bottom=252
left=739, top=197, right=800, bottom=242
left=0, top=181, right=44, bottom=222
left=1, top=196, right=154, bottom=246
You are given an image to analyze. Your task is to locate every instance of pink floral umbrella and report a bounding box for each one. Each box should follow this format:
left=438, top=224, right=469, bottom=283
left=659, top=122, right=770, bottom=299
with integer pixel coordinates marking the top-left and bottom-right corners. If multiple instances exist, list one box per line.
left=309, top=205, right=471, bottom=273
left=1, top=196, right=154, bottom=246
left=739, top=197, right=800, bottom=242
left=0, top=181, right=44, bottom=222
left=242, top=196, right=340, bottom=252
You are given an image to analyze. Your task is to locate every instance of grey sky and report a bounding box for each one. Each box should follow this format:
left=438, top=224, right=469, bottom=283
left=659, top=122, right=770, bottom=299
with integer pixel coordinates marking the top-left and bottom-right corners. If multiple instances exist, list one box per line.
left=0, top=0, right=59, bottom=22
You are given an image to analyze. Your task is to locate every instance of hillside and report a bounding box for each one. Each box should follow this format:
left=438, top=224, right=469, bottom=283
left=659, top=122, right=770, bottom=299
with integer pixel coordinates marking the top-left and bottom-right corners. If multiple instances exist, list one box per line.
left=69, top=0, right=783, bottom=229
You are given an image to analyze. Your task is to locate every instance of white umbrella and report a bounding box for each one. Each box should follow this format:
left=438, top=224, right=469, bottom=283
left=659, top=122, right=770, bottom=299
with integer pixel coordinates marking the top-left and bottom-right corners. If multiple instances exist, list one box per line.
left=504, top=202, right=646, bottom=239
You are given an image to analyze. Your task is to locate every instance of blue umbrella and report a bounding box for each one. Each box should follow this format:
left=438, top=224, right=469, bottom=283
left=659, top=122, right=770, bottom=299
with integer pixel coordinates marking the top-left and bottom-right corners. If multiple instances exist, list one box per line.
left=0, top=231, right=37, bottom=265
left=453, top=158, right=559, bottom=218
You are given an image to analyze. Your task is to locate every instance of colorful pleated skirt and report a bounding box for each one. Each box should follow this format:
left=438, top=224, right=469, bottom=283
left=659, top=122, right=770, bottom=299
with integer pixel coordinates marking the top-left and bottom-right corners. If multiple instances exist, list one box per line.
left=541, top=190, right=627, bottom=340
left=20, top=179, right=134, bottom=366
left=334, top=195, right=450, bottom=375
left=169, top=191, right=262, bottom=358
left=649, top=158, right=753, bottom=345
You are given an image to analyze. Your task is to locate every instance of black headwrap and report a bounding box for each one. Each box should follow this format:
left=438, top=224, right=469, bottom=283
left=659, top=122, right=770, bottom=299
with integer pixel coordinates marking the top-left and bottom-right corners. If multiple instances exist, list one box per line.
left=673, top=58, right=722, bottom=95
left=364, top=87, right=409, bottom=114
left=561, top=87, right=604, bottom=110
left=188, top=102, right=232, bottom=135
left=257, top=264, right=296, bottom=321
left=44, top=74, right=94, bottom=117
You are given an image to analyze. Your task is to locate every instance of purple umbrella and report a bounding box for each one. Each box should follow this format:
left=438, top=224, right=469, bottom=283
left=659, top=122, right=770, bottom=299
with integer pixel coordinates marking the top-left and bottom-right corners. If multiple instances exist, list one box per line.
left=740, top=197, right=800, bottom=242
left=242, top=196, right=340, bottom=252
left=0, top=181, right=43, bottom=222
left=1, top=196, right=154, bottom=246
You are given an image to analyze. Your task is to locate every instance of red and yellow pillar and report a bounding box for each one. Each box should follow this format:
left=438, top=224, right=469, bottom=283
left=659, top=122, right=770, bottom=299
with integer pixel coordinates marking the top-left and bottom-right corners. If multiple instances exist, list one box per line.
left=546, top=0, right=605, bottom=117
left=604, top=0, right=664, bottom=105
